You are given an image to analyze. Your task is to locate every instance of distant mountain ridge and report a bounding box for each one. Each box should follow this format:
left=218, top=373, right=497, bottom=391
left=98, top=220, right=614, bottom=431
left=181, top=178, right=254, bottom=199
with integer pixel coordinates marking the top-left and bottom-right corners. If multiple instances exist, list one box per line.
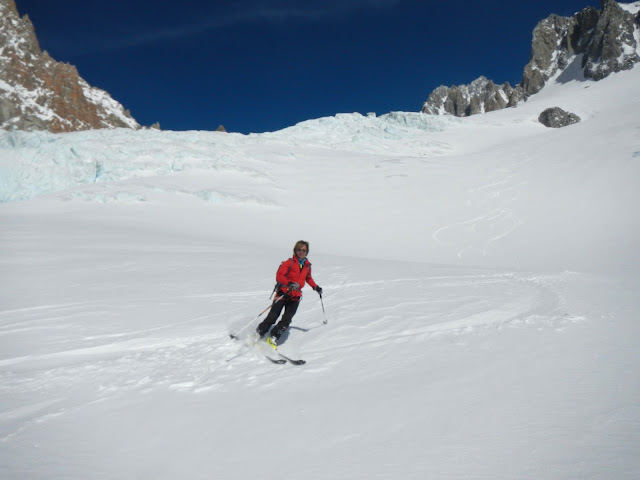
left=422, top=0, right=640, bottom=116
left=0, top=0, right=139, bottom=132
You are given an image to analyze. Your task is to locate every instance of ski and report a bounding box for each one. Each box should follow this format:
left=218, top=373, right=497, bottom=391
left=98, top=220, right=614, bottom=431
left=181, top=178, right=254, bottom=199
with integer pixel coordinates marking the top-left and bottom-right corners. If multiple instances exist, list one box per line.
left=229, top=331, right=306, bottom=365
left=276, top=352, right=306, bottom=365
left=265, top=356, right=287, bottom=364
left=262, top=338, right=306, bottom=365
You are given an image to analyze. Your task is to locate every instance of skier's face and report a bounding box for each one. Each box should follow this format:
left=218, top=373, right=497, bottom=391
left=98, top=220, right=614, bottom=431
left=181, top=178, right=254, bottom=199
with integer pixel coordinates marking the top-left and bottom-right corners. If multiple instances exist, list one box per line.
left=295, top=247, right=308, bottom=259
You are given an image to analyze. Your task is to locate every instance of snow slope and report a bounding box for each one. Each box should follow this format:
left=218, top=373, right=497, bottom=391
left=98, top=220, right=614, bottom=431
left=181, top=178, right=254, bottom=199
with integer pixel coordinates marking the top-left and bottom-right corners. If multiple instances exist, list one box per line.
left=1, top=64, right=639, bottom=478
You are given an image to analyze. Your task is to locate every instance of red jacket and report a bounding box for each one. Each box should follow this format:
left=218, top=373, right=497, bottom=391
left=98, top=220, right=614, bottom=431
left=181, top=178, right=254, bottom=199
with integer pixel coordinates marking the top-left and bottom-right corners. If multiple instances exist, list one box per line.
left=276, top=256, right=317, bottom=299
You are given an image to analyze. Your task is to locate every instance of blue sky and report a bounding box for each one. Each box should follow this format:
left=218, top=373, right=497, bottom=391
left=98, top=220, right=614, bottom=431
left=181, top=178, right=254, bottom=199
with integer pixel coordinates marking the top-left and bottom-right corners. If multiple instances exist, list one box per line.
left=16, top=0, right=599, bottom=134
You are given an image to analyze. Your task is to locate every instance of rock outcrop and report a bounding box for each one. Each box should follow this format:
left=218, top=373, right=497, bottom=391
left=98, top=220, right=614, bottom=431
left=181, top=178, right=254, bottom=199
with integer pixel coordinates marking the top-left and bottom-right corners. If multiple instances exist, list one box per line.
left=0, top=0, right=139, bottom=132
left=422, top=77, right=523, bottom=116
left=582, top=0, right=639, bottom=80
left=423, top=0, right=640, bottom=116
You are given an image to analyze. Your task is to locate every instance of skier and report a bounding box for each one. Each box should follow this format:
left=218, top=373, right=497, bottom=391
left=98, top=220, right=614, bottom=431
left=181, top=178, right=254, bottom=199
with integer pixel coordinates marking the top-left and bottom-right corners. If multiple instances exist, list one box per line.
left=257, top=240, right=322, bottom=347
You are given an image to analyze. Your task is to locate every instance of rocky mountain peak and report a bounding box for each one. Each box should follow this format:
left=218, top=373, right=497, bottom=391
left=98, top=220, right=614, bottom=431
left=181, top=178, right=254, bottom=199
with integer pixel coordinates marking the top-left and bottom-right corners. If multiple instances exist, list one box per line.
left=582, top=0, right=639, bottom=80
left=423, top=0, right=640, bottom=117
left=0, top=0, right=139, bottom=132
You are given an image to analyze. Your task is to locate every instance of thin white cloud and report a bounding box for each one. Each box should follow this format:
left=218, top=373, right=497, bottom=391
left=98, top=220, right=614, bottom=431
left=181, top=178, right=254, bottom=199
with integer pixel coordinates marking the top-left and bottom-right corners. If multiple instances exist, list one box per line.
left=68, top=0, right=403, bottom=55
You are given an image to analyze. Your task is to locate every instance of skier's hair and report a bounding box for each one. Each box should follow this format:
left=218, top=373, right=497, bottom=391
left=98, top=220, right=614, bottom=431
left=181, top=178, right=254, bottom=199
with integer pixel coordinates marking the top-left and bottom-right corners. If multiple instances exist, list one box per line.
left=293, top=240, right=310, bottom=254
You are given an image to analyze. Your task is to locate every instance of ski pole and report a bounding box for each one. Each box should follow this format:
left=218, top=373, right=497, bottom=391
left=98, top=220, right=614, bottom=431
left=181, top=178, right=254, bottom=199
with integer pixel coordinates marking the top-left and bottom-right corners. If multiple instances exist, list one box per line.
left=230, top=295, right=284, bottom=339
left=319, top=292, right=328, bottom=324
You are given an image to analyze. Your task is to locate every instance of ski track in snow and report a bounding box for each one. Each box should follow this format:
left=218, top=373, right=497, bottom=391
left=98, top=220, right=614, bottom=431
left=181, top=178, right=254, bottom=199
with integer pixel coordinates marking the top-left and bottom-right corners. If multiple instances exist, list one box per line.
left=432, top=154, right=529, bottom=259
left=0, top=267, right=581, bottom=443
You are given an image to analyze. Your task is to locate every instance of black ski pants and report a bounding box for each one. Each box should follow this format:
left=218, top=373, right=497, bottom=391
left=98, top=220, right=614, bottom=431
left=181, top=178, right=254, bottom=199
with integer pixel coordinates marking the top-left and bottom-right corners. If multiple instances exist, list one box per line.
left=257, top=296, right=299, bottom=339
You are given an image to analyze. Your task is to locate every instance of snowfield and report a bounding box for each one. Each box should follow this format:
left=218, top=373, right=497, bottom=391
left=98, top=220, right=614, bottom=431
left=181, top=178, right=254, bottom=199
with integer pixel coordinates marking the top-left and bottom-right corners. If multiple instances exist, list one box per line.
left=1, top=63, right=640, bottom=478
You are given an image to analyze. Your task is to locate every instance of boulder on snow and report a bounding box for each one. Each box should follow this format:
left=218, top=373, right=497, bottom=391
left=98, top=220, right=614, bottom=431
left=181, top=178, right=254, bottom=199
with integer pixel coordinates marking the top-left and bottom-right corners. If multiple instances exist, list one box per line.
left=538, top=107, right=581, bottom=128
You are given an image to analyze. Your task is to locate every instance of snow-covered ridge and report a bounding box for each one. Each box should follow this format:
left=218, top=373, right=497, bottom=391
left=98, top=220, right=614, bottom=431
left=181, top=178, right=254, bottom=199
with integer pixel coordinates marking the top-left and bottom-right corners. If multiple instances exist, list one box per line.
left=79, top=79, right=139, bottom=129
left=266, top=111, right=463, bottom=151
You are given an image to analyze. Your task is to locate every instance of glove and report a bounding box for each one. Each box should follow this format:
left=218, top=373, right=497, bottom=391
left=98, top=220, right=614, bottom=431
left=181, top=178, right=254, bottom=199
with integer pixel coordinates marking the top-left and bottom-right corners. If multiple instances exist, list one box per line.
left=314, top=286, right=323, bottom=295
left=288, top=282, right=300, bottom=291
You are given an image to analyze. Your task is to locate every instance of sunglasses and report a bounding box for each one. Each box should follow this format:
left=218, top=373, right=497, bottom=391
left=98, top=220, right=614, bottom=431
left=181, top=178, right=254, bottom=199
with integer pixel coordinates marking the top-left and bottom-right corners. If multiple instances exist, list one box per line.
left=295, top=248, right=308, bottom=253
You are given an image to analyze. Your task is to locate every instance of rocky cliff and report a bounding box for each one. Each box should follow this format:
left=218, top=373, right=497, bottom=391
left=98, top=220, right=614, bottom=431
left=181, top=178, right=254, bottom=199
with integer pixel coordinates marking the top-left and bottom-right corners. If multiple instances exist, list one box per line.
left=422, top=0, right=640, bottom=116
left=0, top=0, right=139, bottom=132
